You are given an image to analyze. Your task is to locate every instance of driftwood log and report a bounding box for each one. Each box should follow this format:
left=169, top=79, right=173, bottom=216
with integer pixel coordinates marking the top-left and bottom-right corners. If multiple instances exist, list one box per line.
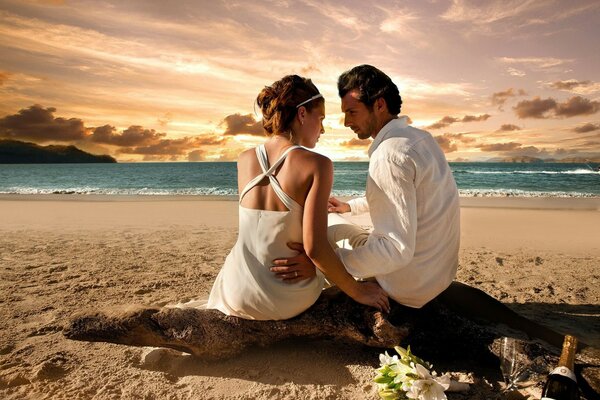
left=64, top=286, right=600, bottom=398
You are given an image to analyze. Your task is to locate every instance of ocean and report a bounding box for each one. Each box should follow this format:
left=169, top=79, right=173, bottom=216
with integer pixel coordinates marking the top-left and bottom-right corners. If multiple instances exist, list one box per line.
left=0, top=162, right=599, bottom=197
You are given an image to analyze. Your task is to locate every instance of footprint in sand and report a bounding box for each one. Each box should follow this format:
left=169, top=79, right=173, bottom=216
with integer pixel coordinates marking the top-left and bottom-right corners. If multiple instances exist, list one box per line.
left=32, top=352, right=70, bottom=381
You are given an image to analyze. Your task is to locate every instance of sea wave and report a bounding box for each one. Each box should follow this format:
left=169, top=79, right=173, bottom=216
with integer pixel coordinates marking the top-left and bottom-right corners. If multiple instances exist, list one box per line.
left=458, top=189, right=597, bottom=198
left=454, top=168, right=600, bottom=175
left=1, top=187, right=597, bottom=198
left=0, top=187, right=238, bottom=196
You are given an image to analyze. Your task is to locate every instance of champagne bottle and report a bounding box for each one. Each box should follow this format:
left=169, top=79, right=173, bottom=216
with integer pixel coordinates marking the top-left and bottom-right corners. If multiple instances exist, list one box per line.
left=541, top=335, right=580, bottom=400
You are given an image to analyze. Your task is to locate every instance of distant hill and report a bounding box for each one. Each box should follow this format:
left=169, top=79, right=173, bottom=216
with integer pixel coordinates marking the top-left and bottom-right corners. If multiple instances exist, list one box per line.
left=0, top=140, right=116, bottom=163
left=486, top=156, right=544, bottom=163
left=486, top=156, right=600, bottom=163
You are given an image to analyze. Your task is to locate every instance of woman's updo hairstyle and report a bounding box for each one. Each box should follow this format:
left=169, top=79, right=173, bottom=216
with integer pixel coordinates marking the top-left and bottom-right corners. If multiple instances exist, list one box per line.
left=256, top=75, right=323, bottom=136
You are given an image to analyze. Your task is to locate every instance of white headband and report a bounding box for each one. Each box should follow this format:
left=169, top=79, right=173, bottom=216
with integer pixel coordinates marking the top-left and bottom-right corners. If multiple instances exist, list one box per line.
left=296, top=93, right=323, bottom=108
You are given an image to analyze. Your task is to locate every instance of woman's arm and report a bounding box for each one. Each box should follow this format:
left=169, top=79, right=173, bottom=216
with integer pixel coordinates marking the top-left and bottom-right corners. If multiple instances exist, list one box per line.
left=302, top=155, right=389, bottom=312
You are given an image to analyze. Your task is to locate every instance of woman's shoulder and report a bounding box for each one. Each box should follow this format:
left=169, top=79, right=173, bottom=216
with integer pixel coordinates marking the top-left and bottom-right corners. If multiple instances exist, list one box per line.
left=289, top=147, right=331, bottom=163
left=288, top=147, right=332, bottom=170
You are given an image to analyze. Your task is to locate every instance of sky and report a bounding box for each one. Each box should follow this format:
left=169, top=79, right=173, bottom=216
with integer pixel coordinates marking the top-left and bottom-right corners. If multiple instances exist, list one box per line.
left=0, top=0, right=599, bottom=162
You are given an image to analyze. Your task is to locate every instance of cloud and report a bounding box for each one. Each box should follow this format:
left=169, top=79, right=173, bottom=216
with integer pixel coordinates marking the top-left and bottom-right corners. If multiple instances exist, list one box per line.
left=90, top=125, right=166, bottom=146
left=118, top=137, right=202, bottom=157
left=476, top=142, right=522, bottom=152
left=513, top=95, right=599, bottom=120
left=194, top=135, right=227, bottom=145
left=427, top=114, right=490, bottom=129
left=188, top=149, right=207, bottom=162
left=441, top=0, right=600, bottom=35
left=491, top=88, right=527, bottom=110
left=498, top=56, right=572, bottom=69
left=513, top=97, right=557, bottom=118
left=221, top=113, right=263, bottom=136
left=340, top=138, right=371, bottom=148
left=549, top=80, right=600, bottom=95
left=433, top=133, right=476, bottom=153
left=462, top=114, right=491, bottom=123
left=497, top=56, right=574, bottom=77
left=434, top=135, right=458, bottom=153
left=555, top=96, right=600, bottom=117
left=497, top=124, right=521, bottom=132
left=573, top=123, right=600, bottom=133
left=0, top=71, right=10, bottom=85
left=0, top=104, right=86, bottom=142
left=507, top=67, right=526, bottom=77
left=550, top=80, right=591, bottom=91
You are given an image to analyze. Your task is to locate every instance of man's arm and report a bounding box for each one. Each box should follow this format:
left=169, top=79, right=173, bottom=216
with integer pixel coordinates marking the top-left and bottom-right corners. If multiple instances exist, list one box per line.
left=328, top=196, right=370, bottom=215
left=337, top=152, right=418, bottom=278
left=270, top=242, right=316, bottom=283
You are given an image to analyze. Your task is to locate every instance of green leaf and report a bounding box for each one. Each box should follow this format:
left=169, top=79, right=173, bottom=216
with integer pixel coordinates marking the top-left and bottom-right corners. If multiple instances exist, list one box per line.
left=374, top=375, right=394, bottom=384
left=378, top=389, right=400, bottom=400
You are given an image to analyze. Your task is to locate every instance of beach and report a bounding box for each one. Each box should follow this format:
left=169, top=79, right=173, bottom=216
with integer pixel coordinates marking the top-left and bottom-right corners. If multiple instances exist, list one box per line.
left=1, top=195, right=599, bottom=399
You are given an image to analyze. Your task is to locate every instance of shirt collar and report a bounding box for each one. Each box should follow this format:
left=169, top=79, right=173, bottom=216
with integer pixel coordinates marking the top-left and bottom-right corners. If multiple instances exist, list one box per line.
left=368, top=116, right=408, bottom=157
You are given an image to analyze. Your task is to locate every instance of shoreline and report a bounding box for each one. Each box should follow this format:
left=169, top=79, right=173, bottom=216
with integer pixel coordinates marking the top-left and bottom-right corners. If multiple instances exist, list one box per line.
left=1, top=194, right=599, bottom=210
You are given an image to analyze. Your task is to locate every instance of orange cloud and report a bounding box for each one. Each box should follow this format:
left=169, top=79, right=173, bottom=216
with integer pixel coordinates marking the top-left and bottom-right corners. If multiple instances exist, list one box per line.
left=555, top=96, right=600, bottom=117
left=514, top=96, right=600, bottom=119
left=340, top=138, right=371, bottom=148
left=550, top=80, right=592, bottom=90
left=573, top=123, right=600, bottom=133
left=90, top=125, right=166, bottom=146
left=221, top=113, right=263, bottom=136
left=497, top=124, right=521, bottom=132
left=435, top=135, right=458, bottom=153
left=0, top=105, right=86, bottom=142
left=0, top=71, right=10, bottom=86
left=513, top=97, right=556, bottom=119
left=491, top=88, right=527, bottom=110
left=188, top=149, right=207, bottom=162
left=476, top=142, right=522, bottom=152
left=427, top=114, right=490, bottom=129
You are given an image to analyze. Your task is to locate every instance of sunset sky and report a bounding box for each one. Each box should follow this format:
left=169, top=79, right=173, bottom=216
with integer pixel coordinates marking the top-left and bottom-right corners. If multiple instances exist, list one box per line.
left=1, top=0, right=599, bottom=162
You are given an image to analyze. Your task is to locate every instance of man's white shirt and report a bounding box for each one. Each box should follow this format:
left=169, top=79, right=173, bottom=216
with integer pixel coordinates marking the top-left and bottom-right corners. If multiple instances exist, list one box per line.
left=335, top=117, right=460, bottom=308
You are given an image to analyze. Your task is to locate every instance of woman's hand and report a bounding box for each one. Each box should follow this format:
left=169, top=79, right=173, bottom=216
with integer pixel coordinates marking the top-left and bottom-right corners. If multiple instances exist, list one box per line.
left=327, top=197, right=351, bottom=213
left=271, top=242, right=317, bottom=284
left=350, top=281, right=390, bottom=313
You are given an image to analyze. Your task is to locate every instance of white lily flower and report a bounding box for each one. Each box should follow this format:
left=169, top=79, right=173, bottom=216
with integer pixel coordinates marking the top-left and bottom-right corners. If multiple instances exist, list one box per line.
left=379, top=351, right=399, bottom=366
left=404, top=377, right=448, bottom=400
left=401, top=364, right=451, bottom=400
left=394, top=346, right=408, bottom=358
left=390, top=362, right=416, bottom=384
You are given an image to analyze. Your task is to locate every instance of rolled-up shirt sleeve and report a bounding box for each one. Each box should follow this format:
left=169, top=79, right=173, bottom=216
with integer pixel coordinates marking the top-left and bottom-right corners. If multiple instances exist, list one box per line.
left=348, top=197, right=369, bottom=215
left=336, top=150, right=417, bottom=278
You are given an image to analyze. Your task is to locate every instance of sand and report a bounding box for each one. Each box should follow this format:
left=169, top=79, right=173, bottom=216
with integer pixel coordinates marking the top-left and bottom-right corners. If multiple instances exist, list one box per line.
left=0, top=195, right=599, bottom=399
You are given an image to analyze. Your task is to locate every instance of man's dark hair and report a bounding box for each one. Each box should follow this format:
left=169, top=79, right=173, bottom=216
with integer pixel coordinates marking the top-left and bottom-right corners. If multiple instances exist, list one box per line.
left=337, top=64, right=402, bottom=115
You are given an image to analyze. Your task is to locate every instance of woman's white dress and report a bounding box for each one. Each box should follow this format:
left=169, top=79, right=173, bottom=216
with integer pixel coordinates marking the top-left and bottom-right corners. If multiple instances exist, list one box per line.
left=206, top=145, right=324, bottom=320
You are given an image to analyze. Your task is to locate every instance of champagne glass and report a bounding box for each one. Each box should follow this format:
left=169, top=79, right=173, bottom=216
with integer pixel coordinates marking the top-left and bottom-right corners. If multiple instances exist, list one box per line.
left=499, top=337, right=536, bottom=392
left=499, top=336, right=518, bottom=391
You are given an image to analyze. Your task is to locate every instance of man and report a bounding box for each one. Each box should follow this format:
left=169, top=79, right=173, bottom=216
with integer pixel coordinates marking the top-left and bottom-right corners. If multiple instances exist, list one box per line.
left=327, top=64, right=460, bottom=308
left=272, top=65, right=563, bottom=347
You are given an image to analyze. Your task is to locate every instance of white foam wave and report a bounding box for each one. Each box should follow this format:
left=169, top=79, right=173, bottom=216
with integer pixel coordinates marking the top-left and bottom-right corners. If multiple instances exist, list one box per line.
left=1, top=187, right=597, bottom=198
left=0, top=187, right=238, bottom=196
left=457, top=169, right=599, bottom=175
left=458, top=189, right=597, bottom=198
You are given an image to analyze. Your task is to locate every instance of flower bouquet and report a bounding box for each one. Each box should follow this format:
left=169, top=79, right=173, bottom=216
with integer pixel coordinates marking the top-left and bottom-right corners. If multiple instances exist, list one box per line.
left=374, top=346, right=451, bottom=400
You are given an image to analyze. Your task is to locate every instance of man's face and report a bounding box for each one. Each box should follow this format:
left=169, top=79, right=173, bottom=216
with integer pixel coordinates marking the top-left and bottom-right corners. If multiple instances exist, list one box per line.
left=341, top=90, right=378, bottom=139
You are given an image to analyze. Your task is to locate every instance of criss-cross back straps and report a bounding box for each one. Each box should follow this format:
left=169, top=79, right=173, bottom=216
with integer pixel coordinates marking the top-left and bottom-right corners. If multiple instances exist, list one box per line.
left=239, top=144, right=302, bottom=212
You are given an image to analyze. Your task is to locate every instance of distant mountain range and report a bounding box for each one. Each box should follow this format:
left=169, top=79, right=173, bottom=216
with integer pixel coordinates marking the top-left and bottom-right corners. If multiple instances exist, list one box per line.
left=0, top=140, right=116, bottom=163
left=485, top=156, right=600, bottom=163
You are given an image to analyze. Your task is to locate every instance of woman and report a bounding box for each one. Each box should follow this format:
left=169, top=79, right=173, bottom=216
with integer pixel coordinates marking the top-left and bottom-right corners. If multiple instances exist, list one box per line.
left=206, top=75, right=389, bottom=320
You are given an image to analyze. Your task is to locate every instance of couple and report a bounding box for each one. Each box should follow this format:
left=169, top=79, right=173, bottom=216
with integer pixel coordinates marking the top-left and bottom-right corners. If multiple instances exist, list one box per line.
left=206, top=65, right=457, bottom=321
left=206, top=65, right=564, bottom=348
